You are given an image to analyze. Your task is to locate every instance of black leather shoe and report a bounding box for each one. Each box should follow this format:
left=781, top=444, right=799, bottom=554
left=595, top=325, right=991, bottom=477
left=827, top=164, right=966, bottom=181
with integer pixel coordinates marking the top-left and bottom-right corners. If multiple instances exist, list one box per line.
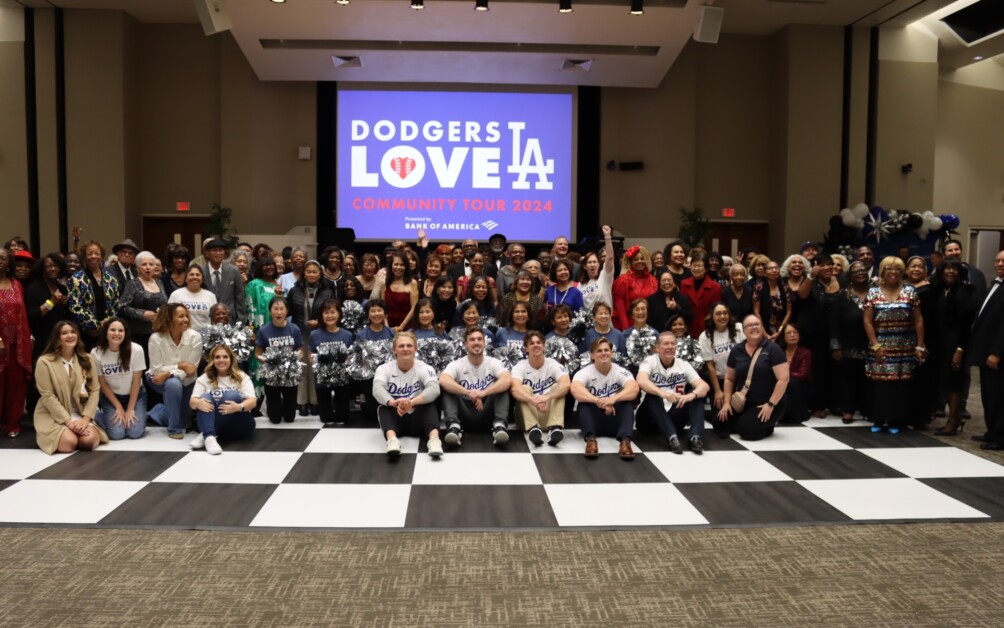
left=298, top=405, right=308, bottom=417
left=689, top=436, right=704, bottom=455
left=980, top=442, right=1004, bottom=451
left=668, top=435, right=683, bottom=454
left=972, top=434, right=990, bottom=443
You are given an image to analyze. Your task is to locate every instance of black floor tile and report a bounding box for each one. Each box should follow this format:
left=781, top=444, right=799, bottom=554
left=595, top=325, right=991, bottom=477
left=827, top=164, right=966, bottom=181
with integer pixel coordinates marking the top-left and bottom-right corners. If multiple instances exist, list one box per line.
left=920, top=477, right=1004, bottom=519
left=284, top=453, right=417, bottom=484
left=815, top=426, right=950, bottom=449
left=0, top=424, right=39, bottom=450
left=0, top=480, right=17, bottom=493
left=100, top=483, right=278, bottom=527
left=28, top=451, right=188, bottom=482
left=675, top=481, right=852, bottom=525
left=223, top=429, right=319, bottom=452
left=405, top=485, right=558, bottom=528
left=756, top=450, right=907, bottom=480
left=435, top=429, right=530, bottom=453
left=533, top=453, right=668, bottom=484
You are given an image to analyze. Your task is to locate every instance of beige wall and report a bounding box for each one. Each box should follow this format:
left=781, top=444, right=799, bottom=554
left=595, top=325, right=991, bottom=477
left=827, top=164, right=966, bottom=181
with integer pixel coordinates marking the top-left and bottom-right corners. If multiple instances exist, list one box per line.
left=0, top=40, right=29, bottom=242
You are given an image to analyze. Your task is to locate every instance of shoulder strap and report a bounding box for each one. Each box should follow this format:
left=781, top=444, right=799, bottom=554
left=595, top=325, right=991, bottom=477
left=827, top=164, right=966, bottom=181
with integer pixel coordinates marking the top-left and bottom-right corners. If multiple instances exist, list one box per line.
left=742, top=345, right=763, bottom=389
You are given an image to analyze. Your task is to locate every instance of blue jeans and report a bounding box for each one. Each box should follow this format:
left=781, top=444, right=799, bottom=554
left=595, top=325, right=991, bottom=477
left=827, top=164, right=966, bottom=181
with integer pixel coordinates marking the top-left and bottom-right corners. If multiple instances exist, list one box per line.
left=95, top=388, right=148, bottom=440
left=146, top=376, right=194, bottom=435
left=195, top=389, right=255, bottom=441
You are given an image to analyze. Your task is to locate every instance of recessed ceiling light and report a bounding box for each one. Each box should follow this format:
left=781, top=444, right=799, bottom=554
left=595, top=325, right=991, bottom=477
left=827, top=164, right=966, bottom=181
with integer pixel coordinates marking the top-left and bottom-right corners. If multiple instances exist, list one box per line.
left=974, top=55, right=984, bottom=60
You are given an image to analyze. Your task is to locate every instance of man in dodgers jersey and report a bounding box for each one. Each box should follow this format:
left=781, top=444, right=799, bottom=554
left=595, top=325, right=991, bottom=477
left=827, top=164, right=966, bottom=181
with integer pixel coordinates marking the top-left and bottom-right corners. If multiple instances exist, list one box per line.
left=637, top=331, right=710, bottom=454
left=511, top=331, right=570, bottom=447
left=439, top=327, right=513, bottom=448
left=372, top=333, right=443, bottom=458
left=571, top=337, right=640, bottom=460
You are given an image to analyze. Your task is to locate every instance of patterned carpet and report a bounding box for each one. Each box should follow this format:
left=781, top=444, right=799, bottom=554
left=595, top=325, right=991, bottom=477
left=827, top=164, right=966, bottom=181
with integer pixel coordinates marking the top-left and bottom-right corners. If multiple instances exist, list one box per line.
left=1, top=523, right=1002, bottom=626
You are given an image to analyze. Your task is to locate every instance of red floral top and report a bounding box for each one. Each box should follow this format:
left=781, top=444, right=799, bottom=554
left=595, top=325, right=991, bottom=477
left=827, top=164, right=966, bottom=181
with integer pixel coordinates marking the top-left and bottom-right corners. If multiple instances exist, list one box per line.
left=0, top=280, right=33, bottom=375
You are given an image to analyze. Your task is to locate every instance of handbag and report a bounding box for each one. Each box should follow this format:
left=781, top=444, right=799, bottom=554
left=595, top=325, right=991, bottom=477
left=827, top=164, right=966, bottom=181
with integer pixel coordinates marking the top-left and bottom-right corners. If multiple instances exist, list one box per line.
left=730, top=346, right=763, bottom=413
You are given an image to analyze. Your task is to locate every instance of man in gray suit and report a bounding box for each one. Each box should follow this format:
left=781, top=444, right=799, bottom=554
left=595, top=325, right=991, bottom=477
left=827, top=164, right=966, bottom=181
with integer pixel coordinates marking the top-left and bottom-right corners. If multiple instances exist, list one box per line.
left=203, top=238, right=246, bottom=325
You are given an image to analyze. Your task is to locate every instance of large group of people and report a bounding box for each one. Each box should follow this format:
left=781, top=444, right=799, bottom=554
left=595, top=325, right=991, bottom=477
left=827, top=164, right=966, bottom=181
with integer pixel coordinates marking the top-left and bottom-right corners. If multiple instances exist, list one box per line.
left=1, top=225, right=1002, bottom=462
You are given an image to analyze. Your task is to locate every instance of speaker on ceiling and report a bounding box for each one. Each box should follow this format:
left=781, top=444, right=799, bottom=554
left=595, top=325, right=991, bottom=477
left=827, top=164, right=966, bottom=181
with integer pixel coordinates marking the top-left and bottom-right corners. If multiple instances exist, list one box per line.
left=693, top=6, right=724, bottom=44
left=194, top=0, right=232, bottom=36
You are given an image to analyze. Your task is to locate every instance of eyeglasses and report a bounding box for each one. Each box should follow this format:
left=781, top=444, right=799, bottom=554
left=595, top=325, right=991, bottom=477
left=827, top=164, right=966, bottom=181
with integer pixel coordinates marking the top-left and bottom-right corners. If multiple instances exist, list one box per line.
left=743, top=323, right=762, bottom=329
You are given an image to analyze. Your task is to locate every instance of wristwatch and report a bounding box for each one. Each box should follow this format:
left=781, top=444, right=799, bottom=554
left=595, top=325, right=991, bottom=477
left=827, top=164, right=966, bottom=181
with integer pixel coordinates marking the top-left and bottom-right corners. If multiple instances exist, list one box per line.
left=765, top=400, right=775, bottom=408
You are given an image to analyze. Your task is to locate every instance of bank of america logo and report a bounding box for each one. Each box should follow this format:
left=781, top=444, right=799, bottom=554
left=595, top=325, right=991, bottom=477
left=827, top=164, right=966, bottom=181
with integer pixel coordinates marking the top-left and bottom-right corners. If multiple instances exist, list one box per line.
left=481, top=220, right=499, bottom=231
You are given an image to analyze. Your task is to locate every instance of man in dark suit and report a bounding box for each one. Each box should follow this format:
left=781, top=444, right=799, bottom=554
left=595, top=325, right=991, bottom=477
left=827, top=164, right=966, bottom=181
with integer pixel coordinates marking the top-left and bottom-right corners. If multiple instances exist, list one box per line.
left=969, top=249, right=1004, bottom=450
left=109, top=239, right=140, bottom=287
left=203, top=238, right=246, bottom=325
left=447, top=238, right=496, bottom=280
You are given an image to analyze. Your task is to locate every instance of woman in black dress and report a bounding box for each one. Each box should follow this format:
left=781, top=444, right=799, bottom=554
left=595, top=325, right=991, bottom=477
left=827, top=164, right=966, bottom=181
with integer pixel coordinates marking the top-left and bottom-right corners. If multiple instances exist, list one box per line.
left=722, top=264, right=754, bottom=322
left=24, top=253, right=71, bottom=415
left=829, top=261, right=871, bottom=423
left=906, top=255, right=938, bottom=427
left=930, top=259, right=977, bottom=436
left=647, top=269, right=693, bottom=333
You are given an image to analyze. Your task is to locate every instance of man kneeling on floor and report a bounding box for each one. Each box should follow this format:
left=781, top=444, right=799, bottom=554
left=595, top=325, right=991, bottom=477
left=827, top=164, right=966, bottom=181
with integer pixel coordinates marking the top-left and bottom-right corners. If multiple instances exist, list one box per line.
left=373, top=332, right=444, bottom=458
left=571, top=337, right=640, bottom=460
left=636, top=331, right=710, bottom=454
left=439, top=326, right=512, bottom=448
left=511, top=331, right=570, bottom=447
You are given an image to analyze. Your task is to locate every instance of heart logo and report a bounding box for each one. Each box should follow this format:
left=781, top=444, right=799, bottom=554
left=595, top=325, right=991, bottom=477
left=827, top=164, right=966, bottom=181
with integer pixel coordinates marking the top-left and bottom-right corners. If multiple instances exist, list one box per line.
left=389, top=156, right=416, bottom=180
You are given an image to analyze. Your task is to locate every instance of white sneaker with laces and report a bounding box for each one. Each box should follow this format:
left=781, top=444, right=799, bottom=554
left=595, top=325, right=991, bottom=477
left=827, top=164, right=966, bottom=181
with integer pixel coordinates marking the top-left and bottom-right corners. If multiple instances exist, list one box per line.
left=204, top=435, right=222, bottom=455
left=189, top=433, right=205, bottom=450
left=386, top=437, right=402, bottom=457
left=427, top=437, right=443, bottom=458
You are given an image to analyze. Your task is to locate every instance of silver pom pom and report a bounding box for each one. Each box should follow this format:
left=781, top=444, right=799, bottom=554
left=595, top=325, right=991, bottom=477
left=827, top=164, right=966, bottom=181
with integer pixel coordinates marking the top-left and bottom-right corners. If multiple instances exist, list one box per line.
left=568, top=308, right=594, bottom=344
left=545, top=336, right=578, bottom=367
left=488, top=343, right=524, bottom=370
left=418, top=337, right=461, bottom=372
left=340, top=300, right=365, bottom=333
left=202, top=322, right=254, bottom=365
left=347, top=340, right=393, bottom=381
left=313, top=343, right=352, bottom=387
left=625, top=327, right=658, bottom=366
left=260, top=347, right=304, bottom=388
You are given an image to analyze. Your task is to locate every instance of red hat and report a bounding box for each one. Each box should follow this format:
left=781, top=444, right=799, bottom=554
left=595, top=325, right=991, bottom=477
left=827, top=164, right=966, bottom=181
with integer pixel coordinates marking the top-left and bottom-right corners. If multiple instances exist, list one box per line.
left=12, top=250, right=36, bottom=265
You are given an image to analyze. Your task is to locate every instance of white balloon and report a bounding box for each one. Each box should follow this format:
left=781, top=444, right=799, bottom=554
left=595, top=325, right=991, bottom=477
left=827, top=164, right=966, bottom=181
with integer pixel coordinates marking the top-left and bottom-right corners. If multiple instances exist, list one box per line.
left=930, top=217, right=943, bottom=230
left=852, top=203, right=870, bottom=218
left=840, top=208, right=857, bottom=227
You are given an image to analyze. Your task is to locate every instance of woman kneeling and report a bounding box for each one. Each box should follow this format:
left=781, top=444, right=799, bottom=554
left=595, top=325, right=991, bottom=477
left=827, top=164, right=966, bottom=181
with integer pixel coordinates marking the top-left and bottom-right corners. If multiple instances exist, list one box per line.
left=188, top=344, right=256, bottom=455
left=34, top=321, right=109, bottom=454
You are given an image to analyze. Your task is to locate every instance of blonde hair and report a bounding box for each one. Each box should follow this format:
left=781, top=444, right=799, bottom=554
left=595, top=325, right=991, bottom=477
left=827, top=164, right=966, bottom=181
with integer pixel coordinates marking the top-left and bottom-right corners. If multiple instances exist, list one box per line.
left=393, top=331, right=417, bottom=349
left=204, top=344, right=246, bottom=388
left=878, top=256, right=906, bottom=285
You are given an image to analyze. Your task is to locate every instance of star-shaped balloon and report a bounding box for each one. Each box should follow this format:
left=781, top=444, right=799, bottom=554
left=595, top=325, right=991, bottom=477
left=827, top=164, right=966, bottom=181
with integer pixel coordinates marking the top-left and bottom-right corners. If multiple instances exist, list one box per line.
left=864, top=210, right=891, bottom=244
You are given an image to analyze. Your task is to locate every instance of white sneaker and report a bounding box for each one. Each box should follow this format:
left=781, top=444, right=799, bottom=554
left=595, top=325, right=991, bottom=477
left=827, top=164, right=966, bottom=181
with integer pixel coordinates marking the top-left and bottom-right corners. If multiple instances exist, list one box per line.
left=427, top=437, right=443, bottom=458
left=204, top=435, right=222, bottom=455
left=189, top=433, right=205, bottom=450
left=493, top=427, right=510, bottom=446
left=386, top=437, right=402, bottom=457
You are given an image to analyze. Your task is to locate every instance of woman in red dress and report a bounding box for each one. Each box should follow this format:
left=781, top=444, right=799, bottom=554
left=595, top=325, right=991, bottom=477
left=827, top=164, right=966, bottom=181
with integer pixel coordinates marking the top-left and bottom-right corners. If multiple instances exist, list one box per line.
left=0, top=248, right=33, bottom=437
left=612, top=245, right=658, bottom=331
left=380, top=251, right=419, bottom=331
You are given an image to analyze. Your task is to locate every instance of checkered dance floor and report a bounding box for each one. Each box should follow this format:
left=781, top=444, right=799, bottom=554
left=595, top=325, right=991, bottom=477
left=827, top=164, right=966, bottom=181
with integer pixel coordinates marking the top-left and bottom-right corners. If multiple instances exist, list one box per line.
left=1, top=415, right=1003, bottom=530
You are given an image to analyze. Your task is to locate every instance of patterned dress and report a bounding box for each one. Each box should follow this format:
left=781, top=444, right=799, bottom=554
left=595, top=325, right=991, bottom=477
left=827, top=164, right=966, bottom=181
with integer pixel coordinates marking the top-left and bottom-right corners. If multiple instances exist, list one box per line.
left=864, top=284, right=918, bottom=382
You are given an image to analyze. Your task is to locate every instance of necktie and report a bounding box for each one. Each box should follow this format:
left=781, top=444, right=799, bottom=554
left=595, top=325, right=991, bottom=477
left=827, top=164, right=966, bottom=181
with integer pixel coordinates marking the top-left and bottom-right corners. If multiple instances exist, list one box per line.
left=214, top=270, right=221, bottom=291
left=124, top=268, right=132, bottom=282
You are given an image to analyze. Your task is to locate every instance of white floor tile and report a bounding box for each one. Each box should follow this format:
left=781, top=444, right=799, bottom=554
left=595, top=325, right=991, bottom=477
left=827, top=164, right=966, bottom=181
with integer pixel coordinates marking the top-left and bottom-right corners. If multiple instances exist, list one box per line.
left=100, top=427, right=201, bottom=452
left=523, top=431, right=641, bottom=455
left=860, top=447, right=1004, bottom=479
left=799, top=478, right=990, bottom=520
left=804, top=417, right=860, bottom=428
left=250, top=484, right=411, bottom=528
left=304, top=428, right=420, bottom=454
left=152, top=452, right=301, bottom=484
left=545, top=483, right=709, bottom=527
left=647, top=451, right=792, bottom=484
left=0, top=449, right=74, bottom=480
left=0, top=479, right=146, bottom=524
left=412, top=453, right=542, bottom=485
left=736, top=426, right=852, bottom=451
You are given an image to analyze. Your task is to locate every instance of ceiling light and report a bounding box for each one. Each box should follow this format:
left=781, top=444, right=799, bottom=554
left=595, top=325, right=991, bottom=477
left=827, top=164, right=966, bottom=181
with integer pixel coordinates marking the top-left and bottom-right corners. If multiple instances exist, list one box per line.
left=475, top=0, right=489, bottom=11
left=411, top=0, right=424, bottom=8
left=336, top=0, right=350, bottom=5
left=974, top=55, right=984, bottom=60
left=559, top=0, right=573, bottom=13
left=270, top=0, right=285, bottom=4
left=630, top=0, right=643, bottom=15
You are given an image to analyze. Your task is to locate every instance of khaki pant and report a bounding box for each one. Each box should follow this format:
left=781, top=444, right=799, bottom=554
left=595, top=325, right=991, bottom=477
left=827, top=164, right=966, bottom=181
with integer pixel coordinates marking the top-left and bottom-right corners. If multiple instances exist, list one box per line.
left=516, top=384, right=565, bottom=431
left=297, top=361, right=319, bottom=406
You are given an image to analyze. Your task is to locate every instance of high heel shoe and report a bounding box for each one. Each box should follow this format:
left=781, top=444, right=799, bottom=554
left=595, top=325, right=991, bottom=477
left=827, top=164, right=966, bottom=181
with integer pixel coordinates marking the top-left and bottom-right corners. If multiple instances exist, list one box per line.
left=934, top=419, right=962, bottom=436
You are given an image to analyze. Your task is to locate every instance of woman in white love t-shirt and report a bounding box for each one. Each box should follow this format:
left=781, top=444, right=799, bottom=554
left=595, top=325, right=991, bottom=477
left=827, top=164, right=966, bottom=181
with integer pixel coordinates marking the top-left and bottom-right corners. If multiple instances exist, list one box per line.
left=91, top=317, right=147, bottom=440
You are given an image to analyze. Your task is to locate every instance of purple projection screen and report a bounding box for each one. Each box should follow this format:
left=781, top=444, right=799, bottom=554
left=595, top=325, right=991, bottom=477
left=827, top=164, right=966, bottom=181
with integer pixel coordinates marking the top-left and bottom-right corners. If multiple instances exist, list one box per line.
left=337, top=90, right=573, bottom=241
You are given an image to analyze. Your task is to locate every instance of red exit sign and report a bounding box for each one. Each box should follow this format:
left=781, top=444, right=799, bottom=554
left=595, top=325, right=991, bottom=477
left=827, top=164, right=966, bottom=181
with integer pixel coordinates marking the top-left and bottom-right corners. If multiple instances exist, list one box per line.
left=722, top=207, right=735, bottom=218
left=176, top=201, right=190, bottom=212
